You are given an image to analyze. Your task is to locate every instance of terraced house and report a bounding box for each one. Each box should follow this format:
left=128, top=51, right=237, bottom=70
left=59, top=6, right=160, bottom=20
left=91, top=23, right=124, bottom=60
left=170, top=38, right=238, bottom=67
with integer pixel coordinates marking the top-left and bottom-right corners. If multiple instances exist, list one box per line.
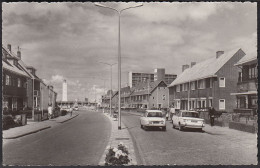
left=231, top=47, right=257, bottom=115
left=130, top=80, right=169, bottom=109
left=168, top=48, right=246, bottom=112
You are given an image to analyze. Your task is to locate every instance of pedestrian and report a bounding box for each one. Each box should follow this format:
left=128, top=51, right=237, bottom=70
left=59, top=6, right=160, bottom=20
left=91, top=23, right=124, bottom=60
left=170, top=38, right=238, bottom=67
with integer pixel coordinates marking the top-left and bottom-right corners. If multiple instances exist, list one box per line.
left=70, top=106, right=73, bottom=116
left=209, top=107, right=215, bottom=126
left=166, top=111, right=169, bottom=121
left=48, top=104, right=53, bottom=119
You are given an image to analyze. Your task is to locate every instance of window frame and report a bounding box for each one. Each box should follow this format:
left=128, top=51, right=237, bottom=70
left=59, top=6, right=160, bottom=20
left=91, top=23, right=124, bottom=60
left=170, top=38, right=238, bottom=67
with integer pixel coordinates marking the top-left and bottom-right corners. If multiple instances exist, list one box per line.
left=219, top=77, right=225, bottom=87
left=219, top=99, right=225, bottom=110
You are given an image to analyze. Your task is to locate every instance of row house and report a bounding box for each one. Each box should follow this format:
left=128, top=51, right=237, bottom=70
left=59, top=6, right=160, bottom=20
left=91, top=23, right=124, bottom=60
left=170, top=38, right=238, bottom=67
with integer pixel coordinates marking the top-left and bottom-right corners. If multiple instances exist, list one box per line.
left=129, top=80, right=169, bottom=109
left=2, top=44, right=57, bottom=117
left=231, top=48, right=257, bottom=115
left=2, top=45, right=31, bottom=111
left=168, top=48, right=246, bottom=112
left=101, top=90, right=113, bottom=108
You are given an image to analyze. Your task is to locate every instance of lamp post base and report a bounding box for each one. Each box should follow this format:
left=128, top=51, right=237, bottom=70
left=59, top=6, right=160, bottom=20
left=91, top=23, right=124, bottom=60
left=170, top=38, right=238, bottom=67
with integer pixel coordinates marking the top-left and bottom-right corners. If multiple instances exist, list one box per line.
left=118, top=126, right=121, bottom=130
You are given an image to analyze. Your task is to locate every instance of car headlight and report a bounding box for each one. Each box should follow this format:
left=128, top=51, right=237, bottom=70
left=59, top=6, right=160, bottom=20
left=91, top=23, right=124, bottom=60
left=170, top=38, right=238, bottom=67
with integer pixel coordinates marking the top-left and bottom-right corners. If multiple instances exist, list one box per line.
left=149, top=121, right=153, bottom=124
left=160, top=121, right=164, bottom=124
left=183, top=119, right=186, bottom=122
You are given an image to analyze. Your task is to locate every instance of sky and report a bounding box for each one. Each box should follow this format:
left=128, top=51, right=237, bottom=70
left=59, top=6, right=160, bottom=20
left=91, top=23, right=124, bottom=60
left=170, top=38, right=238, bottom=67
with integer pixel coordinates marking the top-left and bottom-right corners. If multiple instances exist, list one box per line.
left=2, top=2, right=257, bottom=102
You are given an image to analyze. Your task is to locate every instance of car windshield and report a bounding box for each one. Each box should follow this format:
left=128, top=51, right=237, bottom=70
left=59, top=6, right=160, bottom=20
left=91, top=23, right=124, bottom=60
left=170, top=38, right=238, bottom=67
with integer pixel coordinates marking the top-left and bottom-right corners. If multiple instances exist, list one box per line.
left=182, top=112, right=199, bottom=118
left=147, top=112, right=162, bottom=117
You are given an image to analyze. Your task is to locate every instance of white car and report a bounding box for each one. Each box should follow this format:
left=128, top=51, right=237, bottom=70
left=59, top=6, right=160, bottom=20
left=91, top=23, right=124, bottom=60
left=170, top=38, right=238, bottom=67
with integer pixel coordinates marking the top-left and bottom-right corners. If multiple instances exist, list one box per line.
left=73, top=106, right=79, bottom=111
left=140, top=110, right=166, bottom=131
left=172, top=110, right=204, bottom=132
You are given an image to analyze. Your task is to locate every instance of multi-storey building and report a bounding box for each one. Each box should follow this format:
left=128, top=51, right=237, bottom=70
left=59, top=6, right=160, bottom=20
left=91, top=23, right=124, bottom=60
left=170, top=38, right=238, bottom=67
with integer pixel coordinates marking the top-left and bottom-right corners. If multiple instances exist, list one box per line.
left=168, top=48, right=246, bottom=112
left=128, top=68, right=177, bottom=87
left=231, top=48, right=257, bottom=115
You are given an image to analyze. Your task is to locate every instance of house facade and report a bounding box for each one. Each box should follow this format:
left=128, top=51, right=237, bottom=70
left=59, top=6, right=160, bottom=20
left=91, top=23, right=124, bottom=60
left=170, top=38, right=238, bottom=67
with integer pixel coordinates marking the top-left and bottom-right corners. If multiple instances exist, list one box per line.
left=168, top=49, right=246, bottom=112
left=231, top=49, right=257, bottom=115
left=2, top=45, right=31, bottom=112
left=130, top=80, right=169, bottom=109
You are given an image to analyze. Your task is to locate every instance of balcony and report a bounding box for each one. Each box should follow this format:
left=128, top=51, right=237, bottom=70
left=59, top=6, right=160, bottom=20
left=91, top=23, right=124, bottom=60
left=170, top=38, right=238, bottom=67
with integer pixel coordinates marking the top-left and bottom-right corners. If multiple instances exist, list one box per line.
left=237, top=80, right=257, bottom=92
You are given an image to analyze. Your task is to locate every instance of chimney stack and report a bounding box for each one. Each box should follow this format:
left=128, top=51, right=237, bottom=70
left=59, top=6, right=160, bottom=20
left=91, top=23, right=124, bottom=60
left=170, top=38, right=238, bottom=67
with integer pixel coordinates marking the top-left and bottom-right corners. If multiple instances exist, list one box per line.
left=191, top=62, right=196, bottom=68
left=216, top=51, right=224, bottom=58
left=7, top=44, right=11, bottom=52
left=182, top=64, right=190, bottom=72
left=17, top=47, right=21, bottom=59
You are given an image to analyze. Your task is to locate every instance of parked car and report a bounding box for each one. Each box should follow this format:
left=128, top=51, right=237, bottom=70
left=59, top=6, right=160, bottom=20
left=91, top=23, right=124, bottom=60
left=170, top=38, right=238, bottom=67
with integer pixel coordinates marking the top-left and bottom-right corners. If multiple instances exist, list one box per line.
left=73, top=106, right=79, bottom=111
left=140, top=110, right=166, bottom=131
left=113, top=110, right=118, bottom=118
left=172, top=110, right=204, bottom=131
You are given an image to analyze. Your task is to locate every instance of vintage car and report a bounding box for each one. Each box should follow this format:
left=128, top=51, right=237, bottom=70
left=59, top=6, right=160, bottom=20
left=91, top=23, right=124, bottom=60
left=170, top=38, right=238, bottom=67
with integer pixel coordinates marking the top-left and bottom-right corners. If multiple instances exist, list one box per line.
left=172, top=110, right=204, bottom=131
left=73, top=106, right=79, bottom=111
left=172, top=110, right=205, bottom=131
left=140, top=110, right=166, bottom=131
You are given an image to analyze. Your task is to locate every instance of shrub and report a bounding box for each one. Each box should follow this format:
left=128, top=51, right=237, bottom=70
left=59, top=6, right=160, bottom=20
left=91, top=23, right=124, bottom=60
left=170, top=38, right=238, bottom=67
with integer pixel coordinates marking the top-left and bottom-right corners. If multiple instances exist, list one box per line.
left=3, top=115, right=15, bottom=130
left=105, top=142, right=130, bottom=165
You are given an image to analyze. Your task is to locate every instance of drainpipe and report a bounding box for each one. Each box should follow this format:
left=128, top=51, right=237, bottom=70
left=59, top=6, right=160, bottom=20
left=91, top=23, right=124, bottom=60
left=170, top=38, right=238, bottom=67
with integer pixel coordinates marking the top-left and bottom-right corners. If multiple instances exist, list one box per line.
left=32, top=78, right=34, bottom=119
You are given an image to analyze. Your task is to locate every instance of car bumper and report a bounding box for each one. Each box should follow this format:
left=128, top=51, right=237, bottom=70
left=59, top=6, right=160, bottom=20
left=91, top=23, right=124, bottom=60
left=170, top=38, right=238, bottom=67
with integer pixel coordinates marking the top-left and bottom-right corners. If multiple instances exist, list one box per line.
left=145, top=124, right=166, bottom=127
left=181, top=123, right=204, bottom=129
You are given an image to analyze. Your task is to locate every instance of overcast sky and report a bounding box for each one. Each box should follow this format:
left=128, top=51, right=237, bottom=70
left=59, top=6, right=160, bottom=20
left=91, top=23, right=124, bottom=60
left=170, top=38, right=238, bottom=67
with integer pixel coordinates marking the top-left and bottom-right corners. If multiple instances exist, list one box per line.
left=2, top=2, right=257, bottom=102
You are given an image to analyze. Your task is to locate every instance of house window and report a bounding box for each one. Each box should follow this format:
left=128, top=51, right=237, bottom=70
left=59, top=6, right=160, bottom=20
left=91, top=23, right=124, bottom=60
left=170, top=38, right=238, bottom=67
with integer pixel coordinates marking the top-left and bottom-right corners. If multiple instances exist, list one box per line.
left=219, top=77, right=225, bottom=87
left=153, top=104, right=155, bottom=107
left=219, top=99, right=225, bottom=110
left=18, top=78, right=21, bottom=87
left=191, top=82, right=195, bottom=90
left=183, top=83, right=188, bottom=91
left=6, top=75, right=10, bottom=85
left=176, top=85, right=180, bottom=92
left=249, top=64, right=257, bottom=79
left=176, top=100, right=180, bottom=109
left=209, top=78, right=213, bottom=88
left=162, top=95, right=166, bottom=100
left=209, top=99, right=213, bottom=107
left=198, top=79, right=205, bottom=89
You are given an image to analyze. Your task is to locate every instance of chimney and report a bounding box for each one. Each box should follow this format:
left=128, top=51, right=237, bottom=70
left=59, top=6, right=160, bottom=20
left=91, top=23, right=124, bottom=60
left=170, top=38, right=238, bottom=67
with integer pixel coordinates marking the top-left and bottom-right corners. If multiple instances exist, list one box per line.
left=191, top=62, right=196, bottom=68
left=17, top=50, right=21, bottom=59
left=7, top=44, right=11, bottom=52
left=182, top=64, right=190, bottom=72
left=216, top=51, right=224, bottom=58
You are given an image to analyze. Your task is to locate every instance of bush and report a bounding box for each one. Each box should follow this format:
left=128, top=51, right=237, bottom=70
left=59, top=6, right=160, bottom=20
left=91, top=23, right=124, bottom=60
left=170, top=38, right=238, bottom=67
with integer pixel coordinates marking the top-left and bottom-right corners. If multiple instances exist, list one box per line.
left=105, top=142, right=130, bottom=165
left=3, top=115, right=15, bottom=130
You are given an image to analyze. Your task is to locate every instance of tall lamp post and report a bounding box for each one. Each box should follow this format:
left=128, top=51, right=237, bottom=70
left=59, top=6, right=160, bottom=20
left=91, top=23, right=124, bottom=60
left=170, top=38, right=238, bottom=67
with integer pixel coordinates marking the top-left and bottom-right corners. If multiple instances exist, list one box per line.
left=95, top=2, right=143, bottom=130
left=99, top=62, right=117, bottom=117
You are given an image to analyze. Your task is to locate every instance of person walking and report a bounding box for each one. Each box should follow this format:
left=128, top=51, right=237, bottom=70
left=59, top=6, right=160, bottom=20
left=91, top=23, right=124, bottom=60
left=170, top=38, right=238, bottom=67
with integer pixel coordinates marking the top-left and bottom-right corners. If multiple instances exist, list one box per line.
left=48, top=104, right=53, bottom=119
left=209, top=107, right=215, bottom=126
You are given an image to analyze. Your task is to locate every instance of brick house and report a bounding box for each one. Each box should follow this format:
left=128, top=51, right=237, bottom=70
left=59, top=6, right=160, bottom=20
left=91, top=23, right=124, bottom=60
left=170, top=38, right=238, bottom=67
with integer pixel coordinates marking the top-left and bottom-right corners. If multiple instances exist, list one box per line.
left=130, top=80, right=169, bottom=109
left=168, top=48, right=246, bottom=112
left=2, top=45, right=31, bottom=112
left=231, top=48, right=257, bottom=115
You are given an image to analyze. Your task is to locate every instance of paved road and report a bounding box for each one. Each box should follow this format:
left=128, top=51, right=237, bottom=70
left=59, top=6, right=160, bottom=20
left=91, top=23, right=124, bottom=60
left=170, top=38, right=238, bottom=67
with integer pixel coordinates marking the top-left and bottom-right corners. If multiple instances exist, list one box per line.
left=122, top=112, right=257, bottom=165
left=3, top=110, right=111, bottom=166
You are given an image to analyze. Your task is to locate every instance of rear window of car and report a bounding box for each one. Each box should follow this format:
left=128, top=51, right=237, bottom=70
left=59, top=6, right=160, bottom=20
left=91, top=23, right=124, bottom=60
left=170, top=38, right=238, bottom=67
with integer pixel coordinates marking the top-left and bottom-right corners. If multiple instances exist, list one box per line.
left=181, top=112, right=199, bottom=118
left=147, top=112, right=163, bottom=117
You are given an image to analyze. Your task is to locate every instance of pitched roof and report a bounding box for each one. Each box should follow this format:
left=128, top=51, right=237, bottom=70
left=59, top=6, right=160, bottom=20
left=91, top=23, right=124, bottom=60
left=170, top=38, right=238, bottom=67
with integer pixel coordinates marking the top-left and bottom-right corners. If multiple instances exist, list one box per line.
left=3, top=60, right=31, bottom=78
left=168, top=48, right=244, bottom=87
left=235, top=46, right=257, bottom=66
left=131, top=80, right=167, bottom=96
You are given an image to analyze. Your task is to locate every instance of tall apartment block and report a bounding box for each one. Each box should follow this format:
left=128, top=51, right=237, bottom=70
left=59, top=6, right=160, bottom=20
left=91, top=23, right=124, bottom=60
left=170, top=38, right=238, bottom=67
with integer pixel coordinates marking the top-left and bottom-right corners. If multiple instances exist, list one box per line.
left=128, top=68, right=177, bottom=88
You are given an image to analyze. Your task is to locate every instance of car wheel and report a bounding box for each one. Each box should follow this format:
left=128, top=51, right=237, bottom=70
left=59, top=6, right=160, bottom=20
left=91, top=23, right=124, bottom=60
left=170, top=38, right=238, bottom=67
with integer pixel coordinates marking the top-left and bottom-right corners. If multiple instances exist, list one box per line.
left=162, top=126, right=166, bottom=131
left=198, top=128, right=203, bottom=132
left=179, top=123, right=183, bottom=131
left=172, top=123, right=175, bottom=129
left=140, top=124, right=143, bottom=129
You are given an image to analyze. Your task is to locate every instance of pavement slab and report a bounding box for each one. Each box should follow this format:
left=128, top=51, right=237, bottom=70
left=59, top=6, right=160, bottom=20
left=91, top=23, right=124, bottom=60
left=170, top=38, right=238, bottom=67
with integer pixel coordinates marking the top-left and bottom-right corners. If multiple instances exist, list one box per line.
left=3, top=113, right=79, bottom=139
left=99, top=112, right=138, bottom=166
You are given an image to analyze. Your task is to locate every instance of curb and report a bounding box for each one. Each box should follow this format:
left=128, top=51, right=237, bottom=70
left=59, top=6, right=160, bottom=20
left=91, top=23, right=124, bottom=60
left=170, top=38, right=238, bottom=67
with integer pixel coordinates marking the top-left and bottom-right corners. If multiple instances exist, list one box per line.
left=58, top=114, right=79, bottom=123
left=98, top=113, right=138, bottom=166
left=3, top=126, right=51, bottom=139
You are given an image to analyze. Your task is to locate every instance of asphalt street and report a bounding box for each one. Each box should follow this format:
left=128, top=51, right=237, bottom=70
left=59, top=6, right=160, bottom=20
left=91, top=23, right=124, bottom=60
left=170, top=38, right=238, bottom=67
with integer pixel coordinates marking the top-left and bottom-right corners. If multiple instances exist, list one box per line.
left=3, top=109, right=111, bottom=166
left=122, top=112, right=257, bottom=165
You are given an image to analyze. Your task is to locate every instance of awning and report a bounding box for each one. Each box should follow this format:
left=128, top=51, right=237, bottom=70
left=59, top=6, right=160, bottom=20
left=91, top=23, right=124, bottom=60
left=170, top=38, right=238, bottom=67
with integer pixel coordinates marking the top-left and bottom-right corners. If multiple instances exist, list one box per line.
left=230, top=91, right=257, bottom=96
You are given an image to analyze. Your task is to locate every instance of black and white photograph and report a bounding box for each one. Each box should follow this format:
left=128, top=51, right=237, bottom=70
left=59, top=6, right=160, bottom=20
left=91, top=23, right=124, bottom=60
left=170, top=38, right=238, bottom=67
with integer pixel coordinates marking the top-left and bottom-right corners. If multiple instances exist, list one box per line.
left=2, top=2, right=257, bottom=166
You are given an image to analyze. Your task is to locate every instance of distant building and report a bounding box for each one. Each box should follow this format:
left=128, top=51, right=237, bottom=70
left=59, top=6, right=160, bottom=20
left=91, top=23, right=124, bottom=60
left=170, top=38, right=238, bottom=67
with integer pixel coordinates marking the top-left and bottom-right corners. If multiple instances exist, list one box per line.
left=62, top=79, right=67, bottom=101
left=128, top=68, right=177, bottom=87
left=168, top=48, right=246, bottom=112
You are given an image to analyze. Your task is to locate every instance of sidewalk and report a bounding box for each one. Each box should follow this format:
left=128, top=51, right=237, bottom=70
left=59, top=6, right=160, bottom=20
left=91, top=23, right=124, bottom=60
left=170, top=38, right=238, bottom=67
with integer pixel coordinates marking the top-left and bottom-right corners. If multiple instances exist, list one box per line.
left=3, top=113, right=79, bottom=139
left=99, top=112, right=137, bottom=166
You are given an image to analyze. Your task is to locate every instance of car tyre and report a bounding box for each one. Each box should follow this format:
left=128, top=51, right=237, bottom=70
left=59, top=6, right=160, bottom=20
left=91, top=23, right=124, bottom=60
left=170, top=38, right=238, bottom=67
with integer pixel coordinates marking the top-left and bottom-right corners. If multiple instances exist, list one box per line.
left=140, top=124, right=143, bottom=129
left=179, top=123, right=183, bottom=131
left=172, top=123, right=175, bottom=129
left=162, top=126, right=166, bottom=131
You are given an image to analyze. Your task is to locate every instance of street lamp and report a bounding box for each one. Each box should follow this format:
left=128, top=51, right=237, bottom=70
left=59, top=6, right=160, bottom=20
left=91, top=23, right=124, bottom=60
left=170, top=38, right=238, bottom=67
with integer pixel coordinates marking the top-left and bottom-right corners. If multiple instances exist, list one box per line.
left=99, top=62, right=117, bottom=117
left=95, top=2, right=143, bottom=130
